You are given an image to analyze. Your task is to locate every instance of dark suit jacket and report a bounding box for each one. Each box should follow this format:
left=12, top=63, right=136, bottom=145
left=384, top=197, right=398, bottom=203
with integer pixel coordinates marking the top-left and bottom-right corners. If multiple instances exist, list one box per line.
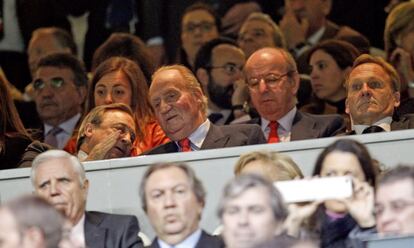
left=148, top=230, right=224, bottom=248
left=345, top=114, right=414, bottom=135
left=145, top=123, right=266, bottom=155
left=247, top=111, right=346, bottom=141
left=85, top=211, right=144, bottom=248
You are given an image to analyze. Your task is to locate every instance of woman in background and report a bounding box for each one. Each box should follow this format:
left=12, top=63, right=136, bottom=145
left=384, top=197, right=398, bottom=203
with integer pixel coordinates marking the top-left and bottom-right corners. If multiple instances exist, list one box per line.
left=0, top=73, right=32, bottom=169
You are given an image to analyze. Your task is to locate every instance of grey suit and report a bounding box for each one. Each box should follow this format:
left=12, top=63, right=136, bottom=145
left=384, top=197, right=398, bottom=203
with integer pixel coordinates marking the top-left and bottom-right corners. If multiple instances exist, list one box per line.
left=148, top=230, right=224, bottom=248
left=248, top=111, right=346, bottom=141
left=145, top=123, right=266, bottom=155
left=85, top=211, right=144, bottom=248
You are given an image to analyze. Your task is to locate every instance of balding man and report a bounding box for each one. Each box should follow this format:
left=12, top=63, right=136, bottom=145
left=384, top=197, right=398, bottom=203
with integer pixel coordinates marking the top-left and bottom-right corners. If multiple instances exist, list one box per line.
left=345, top=54, right=414, bottom=134
left=244, top=47, right=345, bottom=142
left=146, top=64, right=265, bottom=154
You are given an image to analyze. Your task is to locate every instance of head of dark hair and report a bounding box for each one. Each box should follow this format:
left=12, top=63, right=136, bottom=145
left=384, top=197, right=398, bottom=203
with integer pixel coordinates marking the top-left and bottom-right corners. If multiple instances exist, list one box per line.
left=36, top=53, right=88, bottom=88
left=313, top=139, right=378, bottom=187
left=194, top=37, right=239, bottom=73
left=91, top=33, right=155, bottom=85
left=338, top=35, right=370, bottom=55
left=182, top=2, right=222, bottom=32
left=307, top=39, right=361, bottom=70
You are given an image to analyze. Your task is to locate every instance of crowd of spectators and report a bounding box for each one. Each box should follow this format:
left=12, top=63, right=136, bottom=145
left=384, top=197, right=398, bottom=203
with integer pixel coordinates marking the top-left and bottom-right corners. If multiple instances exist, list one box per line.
left=1, top=0, right=414, bottom=247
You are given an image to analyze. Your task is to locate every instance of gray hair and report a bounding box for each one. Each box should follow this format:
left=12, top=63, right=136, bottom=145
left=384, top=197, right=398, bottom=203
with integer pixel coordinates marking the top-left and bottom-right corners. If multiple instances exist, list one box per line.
left=378, top=165, right=414, bottom=192
left=139, top=162, right=206, bottom=212
left=31, top=150, right=86, bottom=187
left=217, top=173, right=288, bottom=222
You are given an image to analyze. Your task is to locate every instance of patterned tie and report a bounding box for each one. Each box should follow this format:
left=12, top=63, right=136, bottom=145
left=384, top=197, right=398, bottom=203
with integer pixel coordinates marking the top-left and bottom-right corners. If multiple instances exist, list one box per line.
left=44, top=127, right=63, bottom=148
left=179, top=138, right=192, bottom=152
left=362, top=125, right=385, bottom=134
left=267, top=121, right=280, bottom=143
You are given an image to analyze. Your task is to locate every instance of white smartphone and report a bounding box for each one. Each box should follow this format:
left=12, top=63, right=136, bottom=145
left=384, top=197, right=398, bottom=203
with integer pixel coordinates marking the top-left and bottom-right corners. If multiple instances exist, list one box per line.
left=274, top=176, right=353, bottom=203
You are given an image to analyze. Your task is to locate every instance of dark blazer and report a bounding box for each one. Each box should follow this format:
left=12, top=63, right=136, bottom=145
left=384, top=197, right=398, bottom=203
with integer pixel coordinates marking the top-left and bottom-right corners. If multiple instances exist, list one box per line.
left=345, top=114, right=414, bottom=135
left=145, top=123, right=266, bottom=155
left=248, top=111, right=346, bottom=141
left=148, top=230, right=224, bottom=248
left=85, top=211, right=144, bottom=248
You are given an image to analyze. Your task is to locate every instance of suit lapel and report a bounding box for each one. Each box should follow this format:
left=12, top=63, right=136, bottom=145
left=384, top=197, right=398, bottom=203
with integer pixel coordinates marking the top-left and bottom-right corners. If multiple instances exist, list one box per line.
left=84, top=212, right=107, bottom=248
left=291, top=112, right=317, bottom=140
left=201, top=124, right=230, bottom=149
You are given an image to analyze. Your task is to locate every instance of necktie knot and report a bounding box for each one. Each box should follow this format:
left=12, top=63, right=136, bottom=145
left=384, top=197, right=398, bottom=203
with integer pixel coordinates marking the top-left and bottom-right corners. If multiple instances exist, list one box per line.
left=45, top=127, right=63, bottom=148
left=179, top=138, right=192, bottom=152
left=362, top=125, right=384, bottom=134
left=267, top=121, right=279, bottom=143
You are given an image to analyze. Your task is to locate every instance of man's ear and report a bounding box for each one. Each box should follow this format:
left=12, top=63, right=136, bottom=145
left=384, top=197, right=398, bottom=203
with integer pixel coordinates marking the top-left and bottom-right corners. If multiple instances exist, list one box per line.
left=196, top=68, right=209, bottom=89
left=84, top=123, right=95, bottom=138
left=290, top=72, right=300, bottom=95
left=345, top=98, right=350, bottom=114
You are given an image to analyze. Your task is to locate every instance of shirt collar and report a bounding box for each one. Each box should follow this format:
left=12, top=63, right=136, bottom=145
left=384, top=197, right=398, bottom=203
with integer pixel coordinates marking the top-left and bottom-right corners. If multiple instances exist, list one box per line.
left=157, top=229, right=202, bottom=248
left=261, top=107, right=297, bottom=132
left=70, top=213, right=85, bottom=247
left=44, top=113, right=81, bottom=135
left=175, top=119, right=210, bottom=151
left=353, top=116, right=393, bottom=134
left=77, top=150, right=88, bottom=162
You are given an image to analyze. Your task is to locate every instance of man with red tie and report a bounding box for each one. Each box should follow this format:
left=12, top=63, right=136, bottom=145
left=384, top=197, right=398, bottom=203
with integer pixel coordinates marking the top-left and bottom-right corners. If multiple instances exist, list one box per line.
left=244, top=47, right=345, bottom=142
left=146, top=64, right=265, bottom=154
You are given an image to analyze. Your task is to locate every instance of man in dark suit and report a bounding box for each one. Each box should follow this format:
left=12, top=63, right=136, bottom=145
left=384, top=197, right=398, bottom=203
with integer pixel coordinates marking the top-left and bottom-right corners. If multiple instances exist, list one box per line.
left=31, top=150, right=143, bottom=248
left=244, top=47, right=345, bottom=143
left=139, top=162, right=223, bottom=248
left=146, top=64, right=265, bottom=155
left=345, top=54, right=414, bottom=135
left=194, top=37, right=246, bottom=125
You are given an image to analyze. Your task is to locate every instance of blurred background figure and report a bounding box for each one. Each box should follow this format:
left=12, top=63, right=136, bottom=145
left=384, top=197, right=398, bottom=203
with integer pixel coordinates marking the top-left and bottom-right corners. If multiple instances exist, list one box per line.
left=234, top=150, right=303, bottom=181
left=384, top=2, right=414, bottom=117
left=178, top=2, right=220, bottom=69
left=238, top=12, right=286, bottom=58
left=219, top=173, right=289, bottom=248
left=77, top=57, right=168, bottom=156
left=0, top=72, right=32, bottom=169
left=0, top=195, right=66, bottom=248
left=285, top=139, right=378, bottom=247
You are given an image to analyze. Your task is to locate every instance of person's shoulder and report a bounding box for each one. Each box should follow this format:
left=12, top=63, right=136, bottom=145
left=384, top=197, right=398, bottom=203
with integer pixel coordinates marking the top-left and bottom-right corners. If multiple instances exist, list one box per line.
left=196, top=230, right=225, bottom=248
left=86, top=211, right=138, bottom=225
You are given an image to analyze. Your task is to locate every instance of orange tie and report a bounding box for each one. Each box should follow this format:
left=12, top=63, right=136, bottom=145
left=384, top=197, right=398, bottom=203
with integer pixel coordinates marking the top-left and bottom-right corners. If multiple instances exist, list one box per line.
left=179, top=138, right=192, bottom=152
left=267, top=121, right=280, bottom=143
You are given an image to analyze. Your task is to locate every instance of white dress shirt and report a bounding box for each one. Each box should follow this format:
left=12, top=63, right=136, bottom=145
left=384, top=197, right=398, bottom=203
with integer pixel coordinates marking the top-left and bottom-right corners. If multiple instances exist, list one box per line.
left=261, top=107, right=297, bottom=142
left=175, top=119, right=211, bottom=151
left=157, top=229, right=202, bottom=248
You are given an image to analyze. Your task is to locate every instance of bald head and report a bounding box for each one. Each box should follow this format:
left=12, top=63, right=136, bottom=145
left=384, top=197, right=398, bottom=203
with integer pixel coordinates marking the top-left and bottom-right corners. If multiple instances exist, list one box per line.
left=244, top=48, right=299, bottom=121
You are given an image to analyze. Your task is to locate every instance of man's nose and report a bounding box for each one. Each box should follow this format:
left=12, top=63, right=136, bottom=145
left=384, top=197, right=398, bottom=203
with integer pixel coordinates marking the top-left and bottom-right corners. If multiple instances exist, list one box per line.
left=258, top=79, right=269, bottom=93
left=163, top=192, right=176, bottom=208
left=237, top=210, right=249, bottom=226
left=360, top=83, right=373, bottom=97
left=49, top=181, right=60, bottom=196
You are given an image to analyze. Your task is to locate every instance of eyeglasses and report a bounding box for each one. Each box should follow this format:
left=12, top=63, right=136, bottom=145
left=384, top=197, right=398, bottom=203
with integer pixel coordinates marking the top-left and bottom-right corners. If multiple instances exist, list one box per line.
left=183, top=22, right=215, bottom=33
left=33, top=77, right=66, bottom=90
left=208, top=63, right=243, bottom=76
left=247, top=71, right=294, bottom=91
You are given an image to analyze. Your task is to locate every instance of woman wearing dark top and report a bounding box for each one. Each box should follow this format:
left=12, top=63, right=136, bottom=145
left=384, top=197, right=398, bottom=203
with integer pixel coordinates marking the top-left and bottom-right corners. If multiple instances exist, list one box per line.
left=285, top=139, right=378, bottom=248
left=301, top=40, right=360, bottom=116
left=0, top=74, right=32, bottom=169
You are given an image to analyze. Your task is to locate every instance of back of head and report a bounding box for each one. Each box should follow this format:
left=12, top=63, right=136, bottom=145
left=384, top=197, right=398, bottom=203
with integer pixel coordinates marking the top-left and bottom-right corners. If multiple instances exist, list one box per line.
left=4, top=195, right=65, bottom=248
left=31, top=27, right=77, bottom=55
left=234, top=150, right=303, bottom=181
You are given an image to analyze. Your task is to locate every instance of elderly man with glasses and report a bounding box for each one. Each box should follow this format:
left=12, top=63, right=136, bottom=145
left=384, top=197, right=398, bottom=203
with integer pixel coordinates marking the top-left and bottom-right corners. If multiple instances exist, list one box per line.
left=244, top=47, right=345, bottom=143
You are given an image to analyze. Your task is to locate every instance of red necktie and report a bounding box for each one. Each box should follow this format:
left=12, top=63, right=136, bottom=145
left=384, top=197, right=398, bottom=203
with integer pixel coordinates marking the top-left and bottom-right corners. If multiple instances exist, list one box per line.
left=267, top=121, right=279, bottom=143
left=179, top=138, right=192, bottom=152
